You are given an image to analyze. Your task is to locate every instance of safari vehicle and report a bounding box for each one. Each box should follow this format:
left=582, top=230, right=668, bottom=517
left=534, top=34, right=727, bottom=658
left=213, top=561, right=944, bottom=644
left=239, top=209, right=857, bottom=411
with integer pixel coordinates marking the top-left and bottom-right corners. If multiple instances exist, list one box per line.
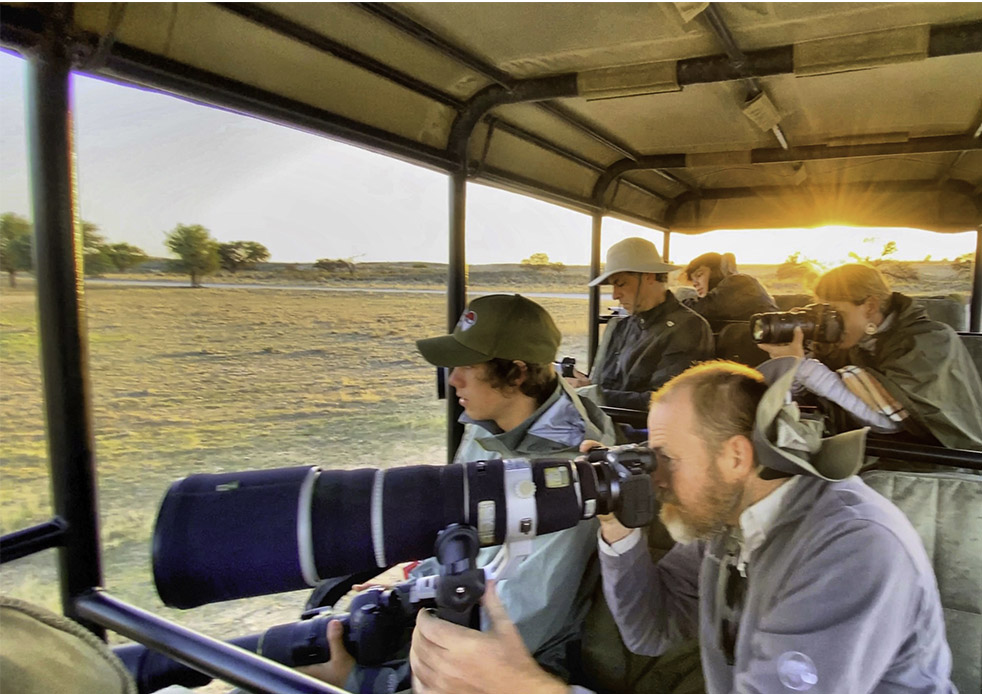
left=1, top=3, right=980, bottom=694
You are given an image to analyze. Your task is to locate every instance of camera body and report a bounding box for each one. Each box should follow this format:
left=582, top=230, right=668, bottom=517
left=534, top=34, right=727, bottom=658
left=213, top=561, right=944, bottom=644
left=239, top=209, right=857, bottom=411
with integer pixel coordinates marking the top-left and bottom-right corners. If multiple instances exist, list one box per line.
left=750, top=303, right=844, bottom=344
left=588, top=445, right=658, bottom=528
left=554, top=356, right=577, bottom=378
left=262, top=586, right=413, bottom=667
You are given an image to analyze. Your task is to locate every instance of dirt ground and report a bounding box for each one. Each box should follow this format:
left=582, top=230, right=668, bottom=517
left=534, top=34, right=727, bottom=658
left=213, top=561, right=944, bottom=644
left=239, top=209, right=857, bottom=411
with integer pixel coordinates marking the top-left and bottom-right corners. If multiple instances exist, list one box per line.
left=0, top=283, right=593, bottom=664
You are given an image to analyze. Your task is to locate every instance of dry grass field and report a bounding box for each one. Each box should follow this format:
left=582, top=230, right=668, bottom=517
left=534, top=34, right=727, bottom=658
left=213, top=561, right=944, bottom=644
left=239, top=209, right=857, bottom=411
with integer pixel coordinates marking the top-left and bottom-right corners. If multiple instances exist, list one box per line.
left=0, top=261, right=970, bottom=688
left=0, top=282, right=593, bottom=655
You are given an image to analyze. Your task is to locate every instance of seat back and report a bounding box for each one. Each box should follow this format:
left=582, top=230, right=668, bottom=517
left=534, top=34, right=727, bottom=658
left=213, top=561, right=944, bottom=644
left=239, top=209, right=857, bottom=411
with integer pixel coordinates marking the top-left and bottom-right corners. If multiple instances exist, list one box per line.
left=918, top=296, right=967, bottom=331
left=860, top=469, right=982, bottom=694
left=714, top=322, right=768, bottom=367
left=772, top=294, right=811, bottom=311
left=958, top=332, right=982, bottom=380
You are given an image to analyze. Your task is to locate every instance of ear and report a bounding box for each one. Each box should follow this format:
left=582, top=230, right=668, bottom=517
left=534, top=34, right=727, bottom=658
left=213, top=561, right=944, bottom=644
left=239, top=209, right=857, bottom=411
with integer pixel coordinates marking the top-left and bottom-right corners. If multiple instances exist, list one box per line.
left=718, top=434, right=756, bottom=481
left=861, top=295, right=881, bottom=321
left=511, top=360, right=529, bottom=387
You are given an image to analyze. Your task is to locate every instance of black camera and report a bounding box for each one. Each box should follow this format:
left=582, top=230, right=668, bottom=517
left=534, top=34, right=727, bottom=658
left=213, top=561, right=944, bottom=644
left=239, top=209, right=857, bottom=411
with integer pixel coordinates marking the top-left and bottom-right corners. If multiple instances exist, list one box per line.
left=750, top=303, right=843, bottom=344
left=586, top=445, right=657, bottom=528
left=115, top=587, right=415, bottom=693
left=554, top=356, right=577, bottom=378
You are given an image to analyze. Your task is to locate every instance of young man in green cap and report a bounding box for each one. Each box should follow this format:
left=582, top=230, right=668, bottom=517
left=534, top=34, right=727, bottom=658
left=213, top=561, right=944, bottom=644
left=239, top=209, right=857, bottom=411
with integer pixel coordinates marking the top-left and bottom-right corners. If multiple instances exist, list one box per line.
left=318, top=294, right=617, bottom=693
left=415, top=293, right=617, bottom=675
left=568, top=237, right=714, bottom=410
left=410, top=358, right=954, bottom=694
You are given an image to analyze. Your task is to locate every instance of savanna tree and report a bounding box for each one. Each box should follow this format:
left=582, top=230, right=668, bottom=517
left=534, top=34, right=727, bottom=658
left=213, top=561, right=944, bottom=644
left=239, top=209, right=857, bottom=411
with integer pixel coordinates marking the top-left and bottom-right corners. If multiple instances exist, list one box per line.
left=105, top=242, right=149, bottom=272
left=521, top=252, right=565, bottom=272
left=82, top=221, right=113, bottom=276
left=218, top=241, right=270, bottom=272
left=0, top=212, right=33, bottom=287
left=165, top=224, right=219, bottom=287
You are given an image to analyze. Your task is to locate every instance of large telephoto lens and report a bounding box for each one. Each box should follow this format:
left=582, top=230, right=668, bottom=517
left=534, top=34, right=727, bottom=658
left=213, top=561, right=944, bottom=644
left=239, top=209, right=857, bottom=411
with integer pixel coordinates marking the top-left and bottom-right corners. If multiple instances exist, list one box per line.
left=153, top=458, right=597, bottom=608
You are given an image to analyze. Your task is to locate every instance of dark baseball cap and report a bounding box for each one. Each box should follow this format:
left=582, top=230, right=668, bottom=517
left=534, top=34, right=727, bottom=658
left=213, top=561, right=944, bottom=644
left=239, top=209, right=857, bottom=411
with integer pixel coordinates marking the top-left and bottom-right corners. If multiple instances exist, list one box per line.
left=416, top=294, right=562, bottom=367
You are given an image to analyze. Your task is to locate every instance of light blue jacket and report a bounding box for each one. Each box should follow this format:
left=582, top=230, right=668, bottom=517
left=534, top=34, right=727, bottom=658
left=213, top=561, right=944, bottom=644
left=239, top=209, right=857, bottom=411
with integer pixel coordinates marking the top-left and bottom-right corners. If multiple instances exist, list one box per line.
left=446, top=378, right=617, bottom=674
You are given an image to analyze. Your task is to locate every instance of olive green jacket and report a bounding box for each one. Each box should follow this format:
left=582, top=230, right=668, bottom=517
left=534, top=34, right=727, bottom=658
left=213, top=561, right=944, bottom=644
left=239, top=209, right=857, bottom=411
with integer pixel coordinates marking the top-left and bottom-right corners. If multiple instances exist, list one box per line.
left=824, top=293, right=982, bottom=451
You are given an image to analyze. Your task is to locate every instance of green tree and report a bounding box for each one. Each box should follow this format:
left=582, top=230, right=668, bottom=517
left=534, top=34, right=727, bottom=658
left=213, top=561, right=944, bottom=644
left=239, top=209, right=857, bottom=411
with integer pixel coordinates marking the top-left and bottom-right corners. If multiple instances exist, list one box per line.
left=0, top=212, right=33, bottom=287
left=81, top=221, right=113, bottom=276
left=521, top=252, right=551, bottom=267
left=105, top=242, right=149, bottom=272
left=218, top=241, right=271, bottom=273
left=165, top=224, right=219, bottom=287
left=520, top=252, right=565, bottom=272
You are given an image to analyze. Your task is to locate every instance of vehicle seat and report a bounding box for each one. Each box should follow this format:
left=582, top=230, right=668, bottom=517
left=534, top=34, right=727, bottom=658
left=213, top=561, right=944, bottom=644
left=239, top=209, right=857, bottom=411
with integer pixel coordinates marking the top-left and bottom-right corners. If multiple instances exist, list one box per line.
left=773, top=294, right=811, bottom=311
left=918, top=296, right=966, bottom=331
left=958, top=332, right=982, bottom=379
left=714, top=322, right=768, bottom=367
left=860, top=469, right=982, bottom=694
left=0, top=596, right=137, bottom=694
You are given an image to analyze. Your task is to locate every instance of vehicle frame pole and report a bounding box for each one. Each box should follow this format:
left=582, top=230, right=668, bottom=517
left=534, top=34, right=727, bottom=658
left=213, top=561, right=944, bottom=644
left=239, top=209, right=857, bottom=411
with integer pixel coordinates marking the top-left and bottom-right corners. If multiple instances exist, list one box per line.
left=447, top=171, right=466, bottom=459
left=970, top=227, right=981, bottom=332
left=25, top=4, right=104, bottom=635
left=588, top=213, right=602, bottom=369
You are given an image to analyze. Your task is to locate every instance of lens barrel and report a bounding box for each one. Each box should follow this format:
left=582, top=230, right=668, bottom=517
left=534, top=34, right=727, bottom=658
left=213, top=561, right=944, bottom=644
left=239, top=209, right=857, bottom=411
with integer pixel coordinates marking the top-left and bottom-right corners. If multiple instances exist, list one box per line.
left=153, top=458, right=595, bottom=608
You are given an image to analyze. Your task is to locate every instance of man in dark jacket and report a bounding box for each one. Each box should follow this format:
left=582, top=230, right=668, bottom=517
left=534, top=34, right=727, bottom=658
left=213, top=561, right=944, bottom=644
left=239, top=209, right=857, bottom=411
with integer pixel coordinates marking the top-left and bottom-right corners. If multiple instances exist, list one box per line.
left=566, top=237, right=713, bottom=410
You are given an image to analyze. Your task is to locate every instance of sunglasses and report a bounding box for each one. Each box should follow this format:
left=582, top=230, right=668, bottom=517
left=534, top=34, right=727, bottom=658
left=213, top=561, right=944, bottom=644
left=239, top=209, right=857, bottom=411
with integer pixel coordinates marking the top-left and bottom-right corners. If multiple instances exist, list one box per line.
left=716, top=549, right=748, bottom=666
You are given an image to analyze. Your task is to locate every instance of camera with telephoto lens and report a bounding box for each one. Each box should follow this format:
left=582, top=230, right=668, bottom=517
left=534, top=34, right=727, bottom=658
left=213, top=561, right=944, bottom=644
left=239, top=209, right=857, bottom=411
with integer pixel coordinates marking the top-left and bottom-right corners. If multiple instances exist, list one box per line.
left=152, top=446, right=660, bottom=610
left=750, top=303, right=844, bottom=344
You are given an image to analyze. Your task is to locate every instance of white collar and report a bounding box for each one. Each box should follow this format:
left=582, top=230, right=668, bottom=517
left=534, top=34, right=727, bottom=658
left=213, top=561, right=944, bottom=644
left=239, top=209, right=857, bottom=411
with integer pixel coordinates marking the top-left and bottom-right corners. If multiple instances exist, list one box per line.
left=735, top=476, right=800, bottom=574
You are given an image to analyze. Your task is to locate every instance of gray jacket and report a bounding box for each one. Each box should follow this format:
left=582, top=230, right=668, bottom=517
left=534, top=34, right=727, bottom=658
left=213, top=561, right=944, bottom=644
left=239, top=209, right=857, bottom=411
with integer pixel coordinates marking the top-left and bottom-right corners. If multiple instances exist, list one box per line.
left=599, top=475, right=954, bottom=693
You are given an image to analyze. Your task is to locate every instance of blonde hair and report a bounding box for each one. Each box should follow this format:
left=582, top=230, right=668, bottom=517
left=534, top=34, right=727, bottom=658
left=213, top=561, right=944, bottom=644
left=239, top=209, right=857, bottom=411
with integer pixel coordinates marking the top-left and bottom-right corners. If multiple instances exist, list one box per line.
left=651, top=360, right=766, bottom=457
left=814, top=264, right=892, bottom=309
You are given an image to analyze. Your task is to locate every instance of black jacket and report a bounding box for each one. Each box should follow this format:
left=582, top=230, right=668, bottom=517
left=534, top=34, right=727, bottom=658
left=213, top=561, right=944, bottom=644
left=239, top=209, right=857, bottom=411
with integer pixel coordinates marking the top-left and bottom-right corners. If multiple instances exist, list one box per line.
left=594, top=291, right=714, bottom=409
left=683, top=273, right=778, bottom=332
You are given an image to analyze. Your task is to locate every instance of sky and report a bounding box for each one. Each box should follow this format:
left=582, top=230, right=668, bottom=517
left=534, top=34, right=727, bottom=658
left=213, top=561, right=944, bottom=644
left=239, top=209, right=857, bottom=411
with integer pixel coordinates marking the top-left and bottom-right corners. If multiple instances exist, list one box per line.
left=0, top=50, right=976, bottom=267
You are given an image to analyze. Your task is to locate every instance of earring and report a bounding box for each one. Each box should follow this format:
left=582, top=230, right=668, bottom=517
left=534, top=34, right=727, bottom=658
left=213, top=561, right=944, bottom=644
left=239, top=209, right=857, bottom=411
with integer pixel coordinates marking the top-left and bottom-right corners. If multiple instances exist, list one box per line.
left=864, top=322, right=877, bottom=335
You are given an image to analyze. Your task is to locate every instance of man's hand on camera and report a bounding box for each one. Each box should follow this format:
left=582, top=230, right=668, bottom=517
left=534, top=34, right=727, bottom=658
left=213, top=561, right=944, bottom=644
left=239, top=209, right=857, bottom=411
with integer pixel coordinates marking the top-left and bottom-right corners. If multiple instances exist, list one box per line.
left=598, top=514, right=632, bottom=545
left=297, top=618, right=355, bottom=689
left=409, top=581, right=569, bottom=694
left=758, top=326, right=806, bottom=359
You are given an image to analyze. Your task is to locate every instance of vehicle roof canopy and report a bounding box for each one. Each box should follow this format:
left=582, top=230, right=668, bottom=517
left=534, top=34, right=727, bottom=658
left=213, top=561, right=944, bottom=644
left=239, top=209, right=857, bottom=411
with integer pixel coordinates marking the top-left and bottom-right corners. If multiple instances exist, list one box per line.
left=2, top=2, right=981, bottom=234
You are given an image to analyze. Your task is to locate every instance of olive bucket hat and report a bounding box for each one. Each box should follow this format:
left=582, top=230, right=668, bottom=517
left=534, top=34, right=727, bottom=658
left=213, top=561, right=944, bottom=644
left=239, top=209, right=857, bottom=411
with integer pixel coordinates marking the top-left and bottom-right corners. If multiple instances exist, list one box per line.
left=416, top=294, right=561, bottom=368
left=589, top=236, right=678, bottom=286
left=753, top=356, right=867, bottom=480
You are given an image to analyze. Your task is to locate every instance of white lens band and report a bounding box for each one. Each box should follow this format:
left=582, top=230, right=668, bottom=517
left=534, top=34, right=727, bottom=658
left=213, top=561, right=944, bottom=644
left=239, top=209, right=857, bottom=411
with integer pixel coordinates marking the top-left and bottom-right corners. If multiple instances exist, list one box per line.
left=297, top=467, right=320, bottom=586
left=371, top=468, right=387, bottom=568
left=502, top=459, right=537, bottom=541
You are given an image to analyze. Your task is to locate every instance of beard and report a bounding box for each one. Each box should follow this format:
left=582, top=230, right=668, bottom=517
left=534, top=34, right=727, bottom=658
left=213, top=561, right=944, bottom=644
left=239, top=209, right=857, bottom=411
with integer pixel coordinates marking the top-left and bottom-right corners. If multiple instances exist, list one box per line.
left=658, top=466, right=743, bottom=544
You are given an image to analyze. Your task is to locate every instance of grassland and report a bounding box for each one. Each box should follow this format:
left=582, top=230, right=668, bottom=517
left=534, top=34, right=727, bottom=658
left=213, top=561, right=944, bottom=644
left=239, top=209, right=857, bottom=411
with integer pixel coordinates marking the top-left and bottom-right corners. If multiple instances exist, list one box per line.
left=0, top=259, right=972, bottom=680
left=0, top=282, right=594, bottom=651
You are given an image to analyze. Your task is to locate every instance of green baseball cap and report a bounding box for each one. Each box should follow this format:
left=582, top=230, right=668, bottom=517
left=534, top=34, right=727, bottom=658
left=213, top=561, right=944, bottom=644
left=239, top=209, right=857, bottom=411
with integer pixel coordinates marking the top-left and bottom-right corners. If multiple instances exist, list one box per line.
left=416, top=294, right=561, bottom=367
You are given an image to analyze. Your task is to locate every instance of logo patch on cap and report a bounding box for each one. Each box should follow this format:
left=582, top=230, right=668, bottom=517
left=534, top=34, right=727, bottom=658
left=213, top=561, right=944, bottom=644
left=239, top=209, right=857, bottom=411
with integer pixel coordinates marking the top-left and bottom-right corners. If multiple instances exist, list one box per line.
left=457, top=310, right=477, bottom=332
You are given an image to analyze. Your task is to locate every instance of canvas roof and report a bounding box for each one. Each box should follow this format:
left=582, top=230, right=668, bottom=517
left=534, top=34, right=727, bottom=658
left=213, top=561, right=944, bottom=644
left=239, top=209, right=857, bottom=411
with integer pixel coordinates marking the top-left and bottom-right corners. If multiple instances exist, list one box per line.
left=2, top=2, right=981, bottom=233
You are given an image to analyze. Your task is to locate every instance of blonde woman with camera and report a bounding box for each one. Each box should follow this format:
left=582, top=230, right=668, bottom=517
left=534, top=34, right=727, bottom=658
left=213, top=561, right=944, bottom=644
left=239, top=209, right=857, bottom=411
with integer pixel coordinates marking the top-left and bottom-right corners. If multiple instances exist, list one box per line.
left=759, top=263, right=982, bottom=450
